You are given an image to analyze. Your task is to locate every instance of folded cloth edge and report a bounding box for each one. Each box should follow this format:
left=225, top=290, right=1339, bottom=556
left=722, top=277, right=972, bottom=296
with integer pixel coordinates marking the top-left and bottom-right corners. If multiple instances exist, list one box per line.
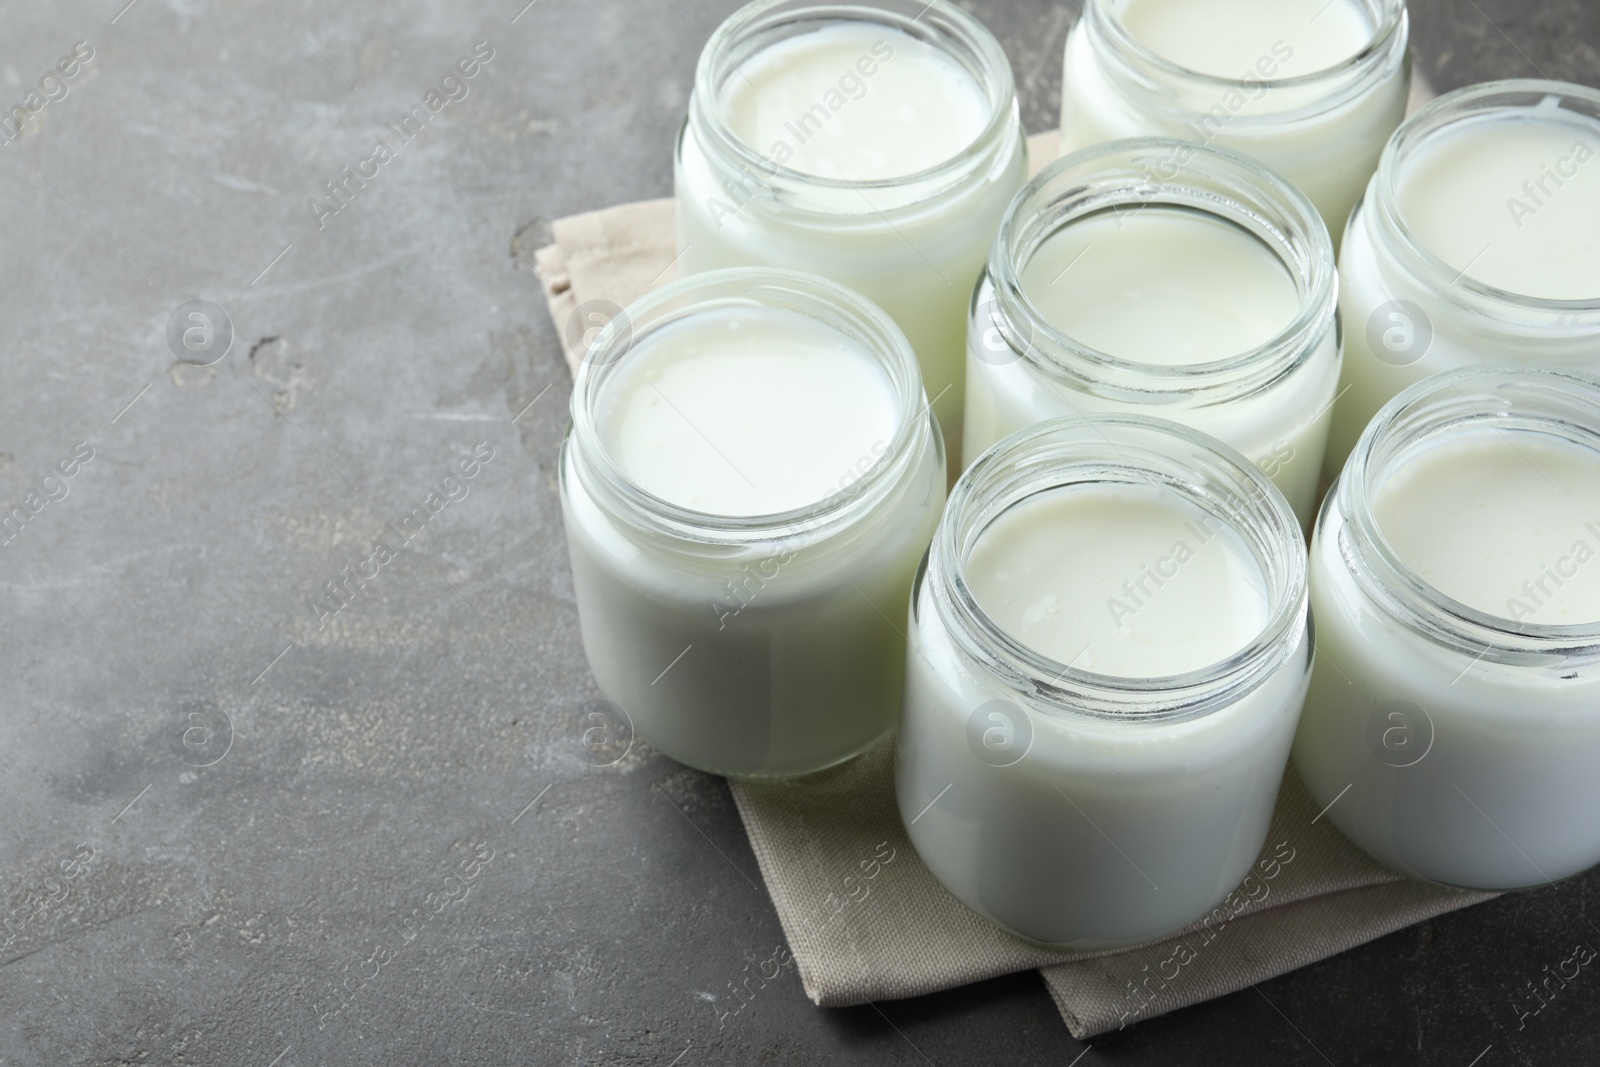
left=1041, top=878, right=1497, bottom=1039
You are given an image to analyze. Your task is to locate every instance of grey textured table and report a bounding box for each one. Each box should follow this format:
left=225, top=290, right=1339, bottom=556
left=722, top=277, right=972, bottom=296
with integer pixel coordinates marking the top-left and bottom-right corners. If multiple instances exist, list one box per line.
left=1, top=1, right=1596, bottom=1064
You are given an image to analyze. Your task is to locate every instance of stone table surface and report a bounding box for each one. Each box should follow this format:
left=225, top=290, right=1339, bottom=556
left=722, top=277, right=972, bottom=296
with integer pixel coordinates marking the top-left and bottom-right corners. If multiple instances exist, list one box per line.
left=1, top=0, right=1597, bottom=1064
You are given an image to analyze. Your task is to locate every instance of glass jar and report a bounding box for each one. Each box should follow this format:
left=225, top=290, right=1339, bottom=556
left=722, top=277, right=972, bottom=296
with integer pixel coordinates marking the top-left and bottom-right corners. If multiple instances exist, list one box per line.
left=561, top=269, right=945, bottom=778
left=1322, top=80, right=1600, bottom=482
left=1294, top=366, right=1600, bottom=890
left=675, top=0, right=1027, bottom=478
left=1059, top=0, right=1409, bottom=243
left=896, top=416, right=1310, bottom=948
left=965, top=139, right=1339, bottom=527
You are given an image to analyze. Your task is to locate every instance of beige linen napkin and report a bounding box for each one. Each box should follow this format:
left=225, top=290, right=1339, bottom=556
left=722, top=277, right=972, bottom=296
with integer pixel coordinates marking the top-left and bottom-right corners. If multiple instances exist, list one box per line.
left=536, top=125, right=1494, bottom=1039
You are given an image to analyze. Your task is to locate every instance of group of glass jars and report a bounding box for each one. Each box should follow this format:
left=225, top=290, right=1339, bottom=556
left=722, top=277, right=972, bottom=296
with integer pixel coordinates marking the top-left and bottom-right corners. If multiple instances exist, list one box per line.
left=560, top=0, right=1600, bottom=949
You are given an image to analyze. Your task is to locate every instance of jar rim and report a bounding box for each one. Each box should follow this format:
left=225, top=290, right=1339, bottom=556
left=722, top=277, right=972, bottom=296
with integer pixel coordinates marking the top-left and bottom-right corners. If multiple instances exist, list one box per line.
left=931, top=415, right=1308, bottom=721
left=1085, top=0, right=1408, bottom=117
left=984, top=138, right=1335, bottom=402
left=687, top=0, right=1018, bottom=211
left=569, top=268, right=933, bottom=544
left=1367, top=79, right=1600, bottom=318
left=1338, top=364, right=1600, bottom=662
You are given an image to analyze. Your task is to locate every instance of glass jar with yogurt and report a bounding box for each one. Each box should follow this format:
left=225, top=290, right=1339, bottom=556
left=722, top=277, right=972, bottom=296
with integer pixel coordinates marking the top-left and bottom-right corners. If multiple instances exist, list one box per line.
left=1323, top=80, right=1600, bottom=481
left=965, top=139, right=1339, bottom=526
left=561, top=269, right=945, bottom=778
left=896, top=416, right=1311, bottom=948
left=1059, top=0, right=1409, bottom=243
left=1295, top=366, right=1600, bottom=891
left=675, top=0, right=1028, bottom=478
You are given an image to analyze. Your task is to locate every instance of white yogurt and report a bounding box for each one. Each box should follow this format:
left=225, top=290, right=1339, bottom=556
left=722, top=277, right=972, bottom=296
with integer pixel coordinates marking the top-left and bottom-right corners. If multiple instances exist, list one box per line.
left=1373, top=435, right=1600, bottom=621
left=562, top=270, right=945, bottom=778
left=967, top=486, right=1269, bottom=677
left=1397, top=119, right=1600, bottom=301
left=598, top=306, right=899, bottom=516
left=965, top=141, right=1339, bottom=526
left=1018, top=210, right=1300, bottom=366
left=897, top=417, right=1311, bottom=948
left=1119, top=0, right=1372, bottom=79
left=1325, top=82, right=1600, bottom=481
left=718, top=24, right=988, bottom=182
left=677, top=0, right=1028, bottom=478
left=1059, top=0, right=1409, bottom=243
left=1295, top=366, right=1600, bottom=890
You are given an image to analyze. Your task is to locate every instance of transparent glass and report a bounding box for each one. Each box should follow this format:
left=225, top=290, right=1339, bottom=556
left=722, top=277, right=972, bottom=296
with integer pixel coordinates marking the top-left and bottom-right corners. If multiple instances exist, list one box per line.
left=561, top=269, right=945, bottom=778
left=675, top=0, right=1027, bottom=478
left=1059, top=0, right=1409, bottom=243
left=965, top=139, right=1339, bottom=527
left=1295, top=366, right=1600, bottom=890
left=1323, top=80, right=1600, bottom=480
left=896, top=416, right=1311, bottom=948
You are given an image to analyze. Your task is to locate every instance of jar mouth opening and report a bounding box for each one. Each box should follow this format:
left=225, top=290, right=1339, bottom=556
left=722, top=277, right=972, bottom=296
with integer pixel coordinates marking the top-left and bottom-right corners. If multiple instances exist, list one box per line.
left=1342, top=365, right=1600, bottom=657
left=1087, top=0, right=1407, bottom=101
left=570, top=268, right=930, bottom=543
left=689, top=0, right=1017, bottom=203
left=934, top=416, right=1307, bottom=721
left=1370, top=79, right=1600, bottom=317
left=987, top=139, right=1335, bottom=399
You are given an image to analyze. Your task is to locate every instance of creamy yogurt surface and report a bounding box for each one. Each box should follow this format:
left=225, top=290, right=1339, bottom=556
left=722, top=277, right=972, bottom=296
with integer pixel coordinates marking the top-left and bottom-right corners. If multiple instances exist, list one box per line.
left=597, top=305, right=900, bottom=516
left=719, top=22, right=989, bottom=181
left=965, top=484, right=1270, bottom=677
